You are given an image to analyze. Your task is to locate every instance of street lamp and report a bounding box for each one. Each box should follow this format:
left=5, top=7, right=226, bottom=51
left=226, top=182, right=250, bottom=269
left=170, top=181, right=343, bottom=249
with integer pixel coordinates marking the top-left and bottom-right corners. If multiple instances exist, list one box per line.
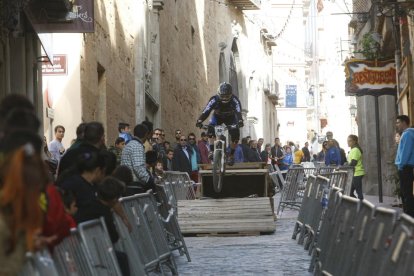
left=349, top=104, right=357, bottom=117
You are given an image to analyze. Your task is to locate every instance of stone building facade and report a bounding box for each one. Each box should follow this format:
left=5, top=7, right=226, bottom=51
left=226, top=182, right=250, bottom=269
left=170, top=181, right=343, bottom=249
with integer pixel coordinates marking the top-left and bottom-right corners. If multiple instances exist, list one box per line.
left=80, top=0, right=163, bottom=144
left=159, top=0, right=278, bottom=142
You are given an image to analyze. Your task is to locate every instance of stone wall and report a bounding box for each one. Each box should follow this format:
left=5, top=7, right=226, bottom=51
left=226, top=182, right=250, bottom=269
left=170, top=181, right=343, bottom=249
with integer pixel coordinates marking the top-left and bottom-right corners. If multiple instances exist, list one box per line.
left=80, top=0, right=138, bottom=145
left=160, top=1, right=243, bottom=140
left=159, top=1, right=277, bottom=143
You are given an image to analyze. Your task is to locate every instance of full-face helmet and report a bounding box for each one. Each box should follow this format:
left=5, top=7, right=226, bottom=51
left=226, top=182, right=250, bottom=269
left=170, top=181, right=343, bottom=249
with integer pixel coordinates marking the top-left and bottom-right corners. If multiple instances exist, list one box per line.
left=217, top=82, right=233, bottom=103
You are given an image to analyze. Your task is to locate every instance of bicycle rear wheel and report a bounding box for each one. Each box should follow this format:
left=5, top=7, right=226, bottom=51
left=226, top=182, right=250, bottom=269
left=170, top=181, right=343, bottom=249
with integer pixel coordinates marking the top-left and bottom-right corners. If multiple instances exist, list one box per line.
left=212, top=149, right=225, bottom=193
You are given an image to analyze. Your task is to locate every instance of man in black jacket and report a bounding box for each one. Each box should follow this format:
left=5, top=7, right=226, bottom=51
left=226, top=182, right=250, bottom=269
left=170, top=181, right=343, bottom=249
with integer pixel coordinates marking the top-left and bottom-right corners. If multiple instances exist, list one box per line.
left=271, top=137, right=285, bottom=168
left=172, top=134, right=192, bottom=174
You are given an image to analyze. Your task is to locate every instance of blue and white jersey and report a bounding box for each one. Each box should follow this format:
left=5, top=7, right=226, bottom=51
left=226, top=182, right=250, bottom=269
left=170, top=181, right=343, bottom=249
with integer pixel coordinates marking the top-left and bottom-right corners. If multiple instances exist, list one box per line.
left=198, top=95, right=242, bottom=122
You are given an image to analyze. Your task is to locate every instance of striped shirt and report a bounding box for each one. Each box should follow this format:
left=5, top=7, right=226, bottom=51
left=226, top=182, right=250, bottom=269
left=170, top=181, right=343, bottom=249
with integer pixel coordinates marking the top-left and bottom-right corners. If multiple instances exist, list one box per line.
left=121, top=139, right=150, bottom=183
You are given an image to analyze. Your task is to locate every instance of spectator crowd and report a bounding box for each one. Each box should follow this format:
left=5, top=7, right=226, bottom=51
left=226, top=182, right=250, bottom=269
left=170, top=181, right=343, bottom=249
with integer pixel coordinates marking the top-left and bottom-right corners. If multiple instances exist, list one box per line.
left=4, top=93, right=414, bottom=275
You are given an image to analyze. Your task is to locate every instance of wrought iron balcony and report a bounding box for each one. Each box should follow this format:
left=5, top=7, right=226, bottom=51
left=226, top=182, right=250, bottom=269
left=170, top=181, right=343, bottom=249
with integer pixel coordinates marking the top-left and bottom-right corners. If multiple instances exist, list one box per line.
left=229, top=0, right=262, bottom=10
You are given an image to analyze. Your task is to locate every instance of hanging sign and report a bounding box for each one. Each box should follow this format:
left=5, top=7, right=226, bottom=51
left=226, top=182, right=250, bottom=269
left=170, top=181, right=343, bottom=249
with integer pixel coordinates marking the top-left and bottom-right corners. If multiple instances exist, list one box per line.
left=25, top=0, right=94, bottom=33
left=344, top=59, right=397, bottom=96
left=285, top=85, right=297, bottom=107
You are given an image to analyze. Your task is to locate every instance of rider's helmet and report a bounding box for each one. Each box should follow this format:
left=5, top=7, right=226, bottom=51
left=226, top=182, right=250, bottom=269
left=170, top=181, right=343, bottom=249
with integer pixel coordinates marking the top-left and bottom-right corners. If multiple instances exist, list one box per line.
left=217, top=82, right=233, bottom=103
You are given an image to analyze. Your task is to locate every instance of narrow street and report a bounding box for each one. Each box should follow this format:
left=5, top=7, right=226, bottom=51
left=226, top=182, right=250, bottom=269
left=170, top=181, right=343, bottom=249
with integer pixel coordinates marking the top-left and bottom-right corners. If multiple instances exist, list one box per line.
left=175, top=201, right=311, bottom=276
left=175, top=194, right=398, bottom=275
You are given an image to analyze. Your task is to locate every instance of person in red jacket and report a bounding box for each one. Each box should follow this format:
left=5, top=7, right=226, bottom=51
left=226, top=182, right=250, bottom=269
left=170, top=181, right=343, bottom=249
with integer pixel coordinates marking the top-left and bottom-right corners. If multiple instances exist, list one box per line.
left=59, top=189, right=78, bottom=229
left=197, top=132, right=210, bottom=164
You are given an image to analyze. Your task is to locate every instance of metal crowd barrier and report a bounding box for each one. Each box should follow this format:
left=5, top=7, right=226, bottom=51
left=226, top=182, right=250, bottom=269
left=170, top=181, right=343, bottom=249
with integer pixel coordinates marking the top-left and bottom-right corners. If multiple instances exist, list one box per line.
left=53, top=229, right=95, bottom=275
left=303, top=175, right=330, bottom=251
left=336, top=166, right=354, bottom=196
left=377, top=214, right=414, bottom=276
left=20, top=249, right=59, bottom=276
left=334, top=199, right=376, bottom=276
left=155, top=185, right=191, bottom=262
left=315, top=194, right=360, bottom=275
left=160, top=172, right=197, bottom=212
left=163, top=171, right=192, bottom=184
left=115, top=193, right=177, bottom=275
left=276, top=167, right=305, bottom=214
left=292, top=175, right=317, bottom=242
left=352, top=207, right=397, bottom=276
left=77, top=218, right=123, bottom=276
left=134, top=192, right=178, bottom=275
left=318, top=166, right=335, bottom=175
left=308, top=186, right=342, bottom=273
left=306, top=189, right=410, bottom=276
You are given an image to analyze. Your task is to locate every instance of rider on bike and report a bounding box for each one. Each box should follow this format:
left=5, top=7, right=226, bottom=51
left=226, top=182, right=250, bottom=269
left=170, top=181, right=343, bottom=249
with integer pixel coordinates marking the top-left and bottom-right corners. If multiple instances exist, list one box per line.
left=195, top=82, right=244, bottom=163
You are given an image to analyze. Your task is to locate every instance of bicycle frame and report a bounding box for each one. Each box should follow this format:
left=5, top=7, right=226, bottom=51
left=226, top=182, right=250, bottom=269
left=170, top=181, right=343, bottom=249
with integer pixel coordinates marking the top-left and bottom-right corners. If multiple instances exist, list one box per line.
left=212, top=125, right=227, bottom=173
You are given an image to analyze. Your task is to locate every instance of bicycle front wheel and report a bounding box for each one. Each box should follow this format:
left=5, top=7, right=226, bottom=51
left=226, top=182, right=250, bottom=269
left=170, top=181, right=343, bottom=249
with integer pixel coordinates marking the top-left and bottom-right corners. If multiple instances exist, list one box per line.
left=212, top=149, right=225, bottom=193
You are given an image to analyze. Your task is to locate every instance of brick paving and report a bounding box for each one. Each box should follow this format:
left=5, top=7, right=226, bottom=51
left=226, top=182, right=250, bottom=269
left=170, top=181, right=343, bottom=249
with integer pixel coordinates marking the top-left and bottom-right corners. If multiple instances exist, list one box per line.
left=174, top=197, right=312, bottom=276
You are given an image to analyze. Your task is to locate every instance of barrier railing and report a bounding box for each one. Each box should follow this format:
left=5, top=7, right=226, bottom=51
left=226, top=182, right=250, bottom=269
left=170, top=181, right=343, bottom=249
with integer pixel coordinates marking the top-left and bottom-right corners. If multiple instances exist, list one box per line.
left=53, top=229, right=95, bottom=275
left=276, top=167, right=305, bottom=214
left=78, top=218, right=123, bottom=276
left=303, top=175, right=330, bottom=251
left=116, top=194, right=168, bottom=275
left=20, top=250, right=59, bottom=276
left=378, top=214, right=414, bottom=276
left=134, top=192, right=178, bottom=275
left=155, top=185, right=191, bottom=262
left=336, top=166, right=354, bottom=196
left=296, top=184, right=414, bottom=276
left=292, top=175, right=317, bottom=243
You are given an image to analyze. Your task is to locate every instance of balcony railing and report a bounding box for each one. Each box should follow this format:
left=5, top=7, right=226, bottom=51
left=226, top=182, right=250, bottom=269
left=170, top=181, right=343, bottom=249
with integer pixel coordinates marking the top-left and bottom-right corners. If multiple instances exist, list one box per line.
left=229, top=0, right=262, bottom=10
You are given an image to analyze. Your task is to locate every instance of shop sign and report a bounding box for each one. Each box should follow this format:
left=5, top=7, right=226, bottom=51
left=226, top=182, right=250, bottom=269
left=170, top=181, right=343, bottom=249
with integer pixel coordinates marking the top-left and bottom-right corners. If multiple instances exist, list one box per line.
left=42, top=55, right=67, bottom=75
left=344, top=59, right=397, bottom=96
left=25, top=0, right=94, bottom=33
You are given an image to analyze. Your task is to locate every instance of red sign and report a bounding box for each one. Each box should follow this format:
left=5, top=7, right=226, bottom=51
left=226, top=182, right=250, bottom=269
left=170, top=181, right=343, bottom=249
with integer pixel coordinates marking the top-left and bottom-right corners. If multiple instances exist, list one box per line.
left=42, top=55, right=67, bottom=75
left=345, top=59, right=397, bottom=96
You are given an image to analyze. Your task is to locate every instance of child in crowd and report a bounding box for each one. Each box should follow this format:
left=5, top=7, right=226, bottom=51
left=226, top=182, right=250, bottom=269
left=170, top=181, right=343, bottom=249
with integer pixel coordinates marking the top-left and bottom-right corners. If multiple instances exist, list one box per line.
left=108, top=137, right=126, bottom=166
left=163, top=149, right=174, bottom=171
left=154, top=159, right=165, bottom=180
left=59, top=189, right=78, bottom=229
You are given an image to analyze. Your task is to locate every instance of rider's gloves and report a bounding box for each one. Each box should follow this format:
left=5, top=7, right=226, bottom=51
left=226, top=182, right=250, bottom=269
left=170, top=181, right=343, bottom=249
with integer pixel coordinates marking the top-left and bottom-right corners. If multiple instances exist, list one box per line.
left=196, top=120, right=203, bottom=128
left=238, top=120, right=244, bottom=128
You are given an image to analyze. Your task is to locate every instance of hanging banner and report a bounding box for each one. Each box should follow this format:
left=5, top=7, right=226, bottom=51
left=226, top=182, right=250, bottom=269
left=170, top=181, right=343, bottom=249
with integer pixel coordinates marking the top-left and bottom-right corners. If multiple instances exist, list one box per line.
left=25, top=0, right=94, bottom=33
left=344, top=59, right=397, bottom=96
left=285, top=85, right=297, bottom=107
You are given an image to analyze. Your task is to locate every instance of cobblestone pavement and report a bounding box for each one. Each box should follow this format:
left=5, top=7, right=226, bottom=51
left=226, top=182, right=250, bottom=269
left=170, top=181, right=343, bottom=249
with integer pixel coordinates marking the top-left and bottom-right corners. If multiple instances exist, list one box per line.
left=174, top=202, right=312, bottom=276
left=173, top=194, right=399, bottom=275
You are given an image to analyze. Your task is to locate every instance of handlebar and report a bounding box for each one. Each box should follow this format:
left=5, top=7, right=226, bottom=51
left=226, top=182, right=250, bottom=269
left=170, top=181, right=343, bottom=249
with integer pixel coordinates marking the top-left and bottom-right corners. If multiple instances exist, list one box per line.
left=199, top=124, right=239, bottom=130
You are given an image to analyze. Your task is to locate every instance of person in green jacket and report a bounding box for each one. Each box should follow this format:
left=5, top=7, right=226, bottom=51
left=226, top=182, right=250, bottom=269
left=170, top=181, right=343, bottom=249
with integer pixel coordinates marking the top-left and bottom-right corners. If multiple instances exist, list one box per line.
left=347, top=134, right=365, bottom=199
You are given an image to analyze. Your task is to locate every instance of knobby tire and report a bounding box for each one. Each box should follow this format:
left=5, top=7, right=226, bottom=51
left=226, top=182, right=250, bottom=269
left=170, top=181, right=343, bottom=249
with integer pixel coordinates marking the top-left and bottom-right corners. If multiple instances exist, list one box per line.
left=212, top=149, right=224, bottom=193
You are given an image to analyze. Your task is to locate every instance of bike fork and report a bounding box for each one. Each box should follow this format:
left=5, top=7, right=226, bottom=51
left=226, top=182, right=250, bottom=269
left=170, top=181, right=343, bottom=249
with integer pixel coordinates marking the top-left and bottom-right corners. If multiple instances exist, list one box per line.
left=213, top=140, right=226, bottom=172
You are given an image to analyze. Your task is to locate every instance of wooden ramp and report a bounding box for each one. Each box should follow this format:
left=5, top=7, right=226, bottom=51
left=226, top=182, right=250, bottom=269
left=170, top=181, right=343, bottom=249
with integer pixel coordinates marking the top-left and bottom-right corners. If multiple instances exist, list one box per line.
left=177, top=198, right=276, bottom=235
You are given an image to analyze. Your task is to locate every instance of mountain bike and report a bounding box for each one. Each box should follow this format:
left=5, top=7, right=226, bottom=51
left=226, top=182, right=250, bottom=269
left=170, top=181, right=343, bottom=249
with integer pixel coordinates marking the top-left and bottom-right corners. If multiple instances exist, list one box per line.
left=201, top=124, right=238, bottom=193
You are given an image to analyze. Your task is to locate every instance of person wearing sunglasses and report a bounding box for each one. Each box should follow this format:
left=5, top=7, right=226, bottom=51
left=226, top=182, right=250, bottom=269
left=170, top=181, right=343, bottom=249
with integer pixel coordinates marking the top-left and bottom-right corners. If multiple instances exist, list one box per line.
left=172, top=135, right=192, bottom=175
left=171, top=129, right=182, bottom=150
